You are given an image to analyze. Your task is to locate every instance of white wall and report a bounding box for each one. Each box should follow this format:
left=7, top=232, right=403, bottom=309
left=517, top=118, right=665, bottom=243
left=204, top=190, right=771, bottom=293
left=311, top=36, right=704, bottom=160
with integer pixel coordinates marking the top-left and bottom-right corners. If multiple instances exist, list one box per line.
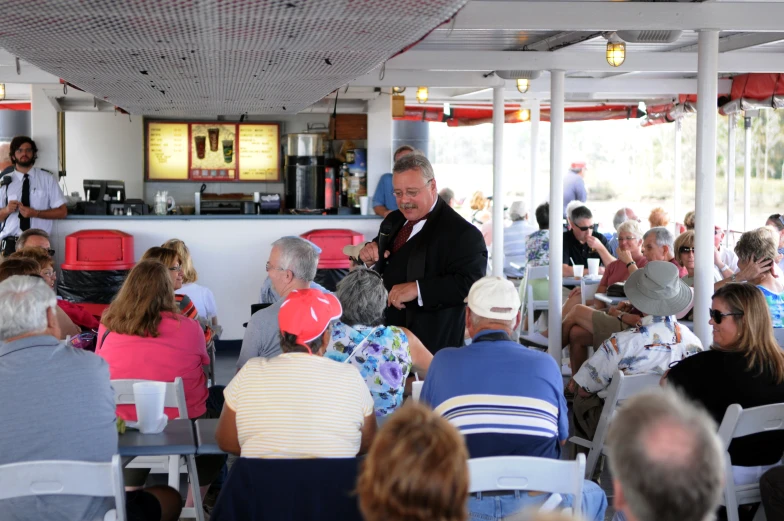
left=65, top=112, right=144, bottom=199
left=52, top=216, right=381, bottom=341
left=30, top=85, right=59, bottom=174
left=366, top=95, right=393, bottom=203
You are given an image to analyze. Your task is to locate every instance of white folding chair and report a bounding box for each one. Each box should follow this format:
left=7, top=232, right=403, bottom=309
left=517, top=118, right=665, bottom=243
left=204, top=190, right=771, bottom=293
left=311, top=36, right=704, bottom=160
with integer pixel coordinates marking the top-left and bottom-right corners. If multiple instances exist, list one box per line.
left=773, top=328, right=784, bottom=349
left=518, top=265, right=549, bottom=347
left=569, top=371, right=661, bottom=478
left=468, top=454, right=586, bottom=517
left=112, top=377, right=203, bottom=521
left=717, top=403, right=784, bottom=521
left=0, top=454, right=126, bottom=521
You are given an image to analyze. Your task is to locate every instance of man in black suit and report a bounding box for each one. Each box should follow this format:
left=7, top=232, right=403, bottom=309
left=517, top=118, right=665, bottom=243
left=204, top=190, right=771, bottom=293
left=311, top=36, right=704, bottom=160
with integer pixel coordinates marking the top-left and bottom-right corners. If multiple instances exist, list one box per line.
left=359, top=154, right=487, bottom=354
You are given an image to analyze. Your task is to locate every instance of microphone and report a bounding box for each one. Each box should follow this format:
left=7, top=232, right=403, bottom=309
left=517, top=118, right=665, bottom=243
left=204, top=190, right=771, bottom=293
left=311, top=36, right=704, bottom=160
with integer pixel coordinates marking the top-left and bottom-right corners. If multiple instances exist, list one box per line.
left=375, top=222, right=393, bottom=273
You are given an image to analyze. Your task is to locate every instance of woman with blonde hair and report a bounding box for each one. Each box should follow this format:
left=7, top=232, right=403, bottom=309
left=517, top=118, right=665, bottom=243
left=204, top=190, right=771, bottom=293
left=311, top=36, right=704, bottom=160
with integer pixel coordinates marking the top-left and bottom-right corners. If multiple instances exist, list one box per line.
left=470, top=191, right=490, bottom=226
left=674, top=231, right=727, bottom=287
left=667, top=283, right=784, bottom=487
left=162, top=238, right=219, bottom=327
left=357, top=402, right=469, bottom=521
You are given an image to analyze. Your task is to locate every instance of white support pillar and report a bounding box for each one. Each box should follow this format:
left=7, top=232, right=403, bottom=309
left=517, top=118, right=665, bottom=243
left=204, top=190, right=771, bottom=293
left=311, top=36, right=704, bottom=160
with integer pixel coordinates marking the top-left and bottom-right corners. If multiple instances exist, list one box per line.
left=693, top=30, right=719, bottom=349
left=30, top=85, right=59, bottom=173
left=366, top=93, right=393, bottom=209
left=727, top=114, right=736, bottom=243
left=744, top=114, right=752, bottom=231
left=492, top=86, right=505, bottom=276
left=674, top=119, right=682, bottom=225
left=548, top=71, right=565, bottom=364
left=529, top=101, right=541, bottom=217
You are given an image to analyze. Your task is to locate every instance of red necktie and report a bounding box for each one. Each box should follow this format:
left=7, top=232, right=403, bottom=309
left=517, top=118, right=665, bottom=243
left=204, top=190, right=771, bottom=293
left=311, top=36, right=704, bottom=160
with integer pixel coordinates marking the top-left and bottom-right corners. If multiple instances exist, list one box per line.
left=391, top=217, right=426, bottom=254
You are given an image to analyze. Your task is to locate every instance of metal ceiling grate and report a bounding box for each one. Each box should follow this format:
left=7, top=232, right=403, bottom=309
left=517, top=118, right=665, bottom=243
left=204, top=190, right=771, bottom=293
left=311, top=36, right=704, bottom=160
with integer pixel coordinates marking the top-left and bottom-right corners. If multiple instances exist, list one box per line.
left=0, top=0, right=468, bottom=115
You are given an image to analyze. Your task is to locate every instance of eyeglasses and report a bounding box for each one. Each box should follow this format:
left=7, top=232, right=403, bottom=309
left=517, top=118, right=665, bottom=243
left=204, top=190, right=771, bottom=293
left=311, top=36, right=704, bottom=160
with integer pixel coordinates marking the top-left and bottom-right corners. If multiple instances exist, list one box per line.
left=15, top=147, right=33, bottom=154
left=168, top=265, right=182, bottom=272
left=40, top=269, right=55, bottom=278
left=392, top=179, right=431, bottom=199
left=679, top=247, right=695, bottom=254
left=618, top=236, right=637, bottom=242
left=265, top=262, right=287, bottom=273
left=47, top=249, right=55, bottom=256
left=574, top=224, right=592, bottom=232
left=714, top=228, right=723, bottom=235
left=709, top=308, right=743, bottom=324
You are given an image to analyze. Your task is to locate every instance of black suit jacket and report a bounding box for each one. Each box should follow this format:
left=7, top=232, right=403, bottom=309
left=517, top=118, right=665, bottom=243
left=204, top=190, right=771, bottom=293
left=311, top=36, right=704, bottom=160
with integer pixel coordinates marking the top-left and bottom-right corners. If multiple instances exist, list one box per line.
left=373, top=198, right=487, bottom=354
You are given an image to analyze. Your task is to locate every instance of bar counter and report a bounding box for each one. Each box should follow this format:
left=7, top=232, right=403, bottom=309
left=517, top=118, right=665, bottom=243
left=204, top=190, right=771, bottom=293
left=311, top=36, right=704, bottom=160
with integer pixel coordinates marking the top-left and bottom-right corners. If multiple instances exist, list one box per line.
left=52, top=214, right=381, bottom=340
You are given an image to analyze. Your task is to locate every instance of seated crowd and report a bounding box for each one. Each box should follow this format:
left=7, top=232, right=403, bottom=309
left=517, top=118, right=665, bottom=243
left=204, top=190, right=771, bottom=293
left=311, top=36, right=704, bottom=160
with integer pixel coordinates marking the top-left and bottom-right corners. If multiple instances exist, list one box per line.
left=2, top=199, right=784, bottom=521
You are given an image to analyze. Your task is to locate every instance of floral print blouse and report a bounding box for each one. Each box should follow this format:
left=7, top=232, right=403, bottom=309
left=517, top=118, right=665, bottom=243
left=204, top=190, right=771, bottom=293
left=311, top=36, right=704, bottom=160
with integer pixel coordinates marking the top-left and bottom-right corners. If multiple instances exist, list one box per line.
left=526, top=230, right=550, bottom=267
left=326, top=321, right=412, bottom=417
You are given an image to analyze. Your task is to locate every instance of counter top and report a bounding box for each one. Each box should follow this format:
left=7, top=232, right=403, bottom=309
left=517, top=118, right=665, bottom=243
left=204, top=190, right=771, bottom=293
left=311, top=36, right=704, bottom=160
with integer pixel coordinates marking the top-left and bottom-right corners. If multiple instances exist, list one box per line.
left=66, top=214, right=381, bottom=220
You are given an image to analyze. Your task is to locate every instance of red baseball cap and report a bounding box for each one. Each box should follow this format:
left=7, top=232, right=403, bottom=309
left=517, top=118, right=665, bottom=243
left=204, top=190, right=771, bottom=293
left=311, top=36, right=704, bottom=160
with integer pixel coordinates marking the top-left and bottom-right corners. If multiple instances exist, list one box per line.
left=570, top=161, right=587, bottom=169
left=278, top=289, right=343, bottom=349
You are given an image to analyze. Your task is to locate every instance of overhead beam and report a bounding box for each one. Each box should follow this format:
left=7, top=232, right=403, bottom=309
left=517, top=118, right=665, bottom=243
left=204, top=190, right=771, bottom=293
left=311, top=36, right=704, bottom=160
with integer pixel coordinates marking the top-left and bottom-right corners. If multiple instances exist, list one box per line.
left=348, top=70, right=504, bottom=88
left=450, top=2, right=784, bottom=32
left=673, top=32, right=784, bottom=53
left=386, top=50, right=784, bottom=74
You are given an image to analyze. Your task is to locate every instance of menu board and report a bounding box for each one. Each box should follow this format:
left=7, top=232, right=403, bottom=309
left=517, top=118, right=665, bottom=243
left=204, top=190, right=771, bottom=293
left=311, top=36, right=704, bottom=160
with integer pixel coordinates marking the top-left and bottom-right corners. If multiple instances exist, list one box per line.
left=147, top=123, right=189, bottom=180
left=238, top=124, right=280, bottom=181
left=145, top=120, right=280, bottom=182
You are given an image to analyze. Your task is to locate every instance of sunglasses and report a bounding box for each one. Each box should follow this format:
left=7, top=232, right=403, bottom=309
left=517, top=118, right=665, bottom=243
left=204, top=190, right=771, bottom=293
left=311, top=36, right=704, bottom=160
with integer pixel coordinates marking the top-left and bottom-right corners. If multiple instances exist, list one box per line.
left=574, top=224, right=592, bottom=232
left=709, top=308, right=743, bottom=324
left=47, top=249, right=55, bottom=256
left=679, top=246, right=695, bottom=254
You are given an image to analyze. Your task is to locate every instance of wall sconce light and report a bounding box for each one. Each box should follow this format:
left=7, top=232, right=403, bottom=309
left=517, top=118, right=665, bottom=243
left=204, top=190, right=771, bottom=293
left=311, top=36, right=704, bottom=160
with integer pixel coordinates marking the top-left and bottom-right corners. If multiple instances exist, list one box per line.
left=0, top=84, right=5, bottom=101
left=416, top=86, right=428, bottom=104
left=517, top=108, right=531, bottom=122
left=392, top=86, right=406, bottom=94
left=606, top=33, right=626, bottom=67
left=516, top=79, right=530, bottom=94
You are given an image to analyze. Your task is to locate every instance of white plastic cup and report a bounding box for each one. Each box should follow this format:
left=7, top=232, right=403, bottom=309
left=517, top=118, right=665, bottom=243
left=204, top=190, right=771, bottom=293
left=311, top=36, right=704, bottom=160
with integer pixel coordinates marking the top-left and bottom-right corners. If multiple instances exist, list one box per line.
left=572, top=264, right=585, bottom=279
left=587, top=258, right=600, bottom=277
left=412, top=381, right=424, bottom=402
left=359, top=195, right=369, bottom=215
left=133, top=382, right=167, bottom=433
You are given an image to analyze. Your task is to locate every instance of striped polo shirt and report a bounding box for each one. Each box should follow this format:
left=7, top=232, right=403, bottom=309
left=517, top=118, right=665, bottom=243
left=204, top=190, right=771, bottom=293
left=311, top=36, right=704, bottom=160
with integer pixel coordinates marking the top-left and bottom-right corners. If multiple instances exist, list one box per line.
left=421, top=331, right=568, bottom=459
left=224, top=353, right=374, bottom=458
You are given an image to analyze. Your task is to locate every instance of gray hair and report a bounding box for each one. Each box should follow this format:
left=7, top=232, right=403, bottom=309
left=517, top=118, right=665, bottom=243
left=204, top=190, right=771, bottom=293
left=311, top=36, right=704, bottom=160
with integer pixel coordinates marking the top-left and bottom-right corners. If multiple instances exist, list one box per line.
left=565, top=200, right=584, bottom=223
left=617, top=220, right=644, bottom=241
left=606, top=388, right=724, bottom=521
left=393, top=153, right=435, bottom=183
left=613, top=207, right=634, bottom=231
left=468, top=311, right=514, bottom=330
left=643, top=226, right=674, bottom=252
left=509, top=200, right=528, bottom=222
left=0, top=275, right=57, bottom=341
left=393, top=144, right=417, bottom=159
left=272, top=237, right=319, bottom=282
left=16, top=228, right=50, bottom=250
left=336, top=268, right=387, bottom=327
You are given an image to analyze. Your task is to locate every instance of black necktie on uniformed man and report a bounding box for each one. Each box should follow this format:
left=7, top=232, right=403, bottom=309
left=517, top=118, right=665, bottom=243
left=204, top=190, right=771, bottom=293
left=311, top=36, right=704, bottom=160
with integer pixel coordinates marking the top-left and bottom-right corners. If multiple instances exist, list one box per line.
left=20, top=174, right=30, bottom=231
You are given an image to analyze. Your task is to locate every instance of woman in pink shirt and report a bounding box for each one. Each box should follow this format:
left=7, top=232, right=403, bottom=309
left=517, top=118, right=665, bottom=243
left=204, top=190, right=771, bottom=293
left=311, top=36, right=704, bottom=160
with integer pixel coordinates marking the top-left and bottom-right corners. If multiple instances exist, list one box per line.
left=97, top=259, right=209, bottom=420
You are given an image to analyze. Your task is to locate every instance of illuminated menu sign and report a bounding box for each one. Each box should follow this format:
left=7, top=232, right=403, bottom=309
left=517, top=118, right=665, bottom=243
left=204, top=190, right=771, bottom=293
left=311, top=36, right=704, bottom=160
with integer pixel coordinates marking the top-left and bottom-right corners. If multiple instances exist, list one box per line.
left=238, top=124, right=280, bottom=181
left=145, top=121, right=280, bottom=182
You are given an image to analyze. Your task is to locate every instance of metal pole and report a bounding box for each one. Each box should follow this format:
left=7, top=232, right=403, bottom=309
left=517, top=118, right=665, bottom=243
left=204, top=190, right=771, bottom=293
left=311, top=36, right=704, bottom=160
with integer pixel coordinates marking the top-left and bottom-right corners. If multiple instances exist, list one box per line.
left=674, top=119, right=682, bottom=226
left=548, top=70, right=565, bottom=364
left=492, top=86, right=505, bottom=276
left=727, top=114, right=736, bottom=245
left=694, top=30, right=719, bottom=348
left=530, top=101, right=540, bottom=219
left=744, top=114, right=752, bottom=231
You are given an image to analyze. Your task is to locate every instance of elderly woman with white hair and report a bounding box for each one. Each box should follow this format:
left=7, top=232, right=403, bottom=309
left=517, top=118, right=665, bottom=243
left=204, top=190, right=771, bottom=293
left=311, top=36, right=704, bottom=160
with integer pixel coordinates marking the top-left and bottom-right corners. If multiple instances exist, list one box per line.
left=503, top=200, right=539, bottom=279
left=326, top=268, right=433, bottom=417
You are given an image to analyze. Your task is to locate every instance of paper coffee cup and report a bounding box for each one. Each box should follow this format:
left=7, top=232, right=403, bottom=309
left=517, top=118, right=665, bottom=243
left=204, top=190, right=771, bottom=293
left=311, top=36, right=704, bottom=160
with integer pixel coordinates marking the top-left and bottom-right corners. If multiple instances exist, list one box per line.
left=412, top=381, right=424, bottom=402
left=587, top=258, right=600, bottom=277
left=359, top=196, right=369, bottom=215
left=573, top=264, right=585, bottom=279
left=133, top=382, right=167, bottom=433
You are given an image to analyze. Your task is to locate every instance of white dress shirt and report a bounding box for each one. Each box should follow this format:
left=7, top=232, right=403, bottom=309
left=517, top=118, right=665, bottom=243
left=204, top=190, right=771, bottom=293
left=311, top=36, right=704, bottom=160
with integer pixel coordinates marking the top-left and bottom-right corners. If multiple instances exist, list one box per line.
left=0, top=168, right=66, bottom=239
left=404, top=199, right=438, bottom=306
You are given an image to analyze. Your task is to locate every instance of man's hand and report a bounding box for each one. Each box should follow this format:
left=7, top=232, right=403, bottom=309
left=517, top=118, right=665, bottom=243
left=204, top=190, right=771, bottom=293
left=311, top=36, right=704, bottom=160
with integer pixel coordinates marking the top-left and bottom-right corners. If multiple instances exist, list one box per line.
left=359, top=242, right=389, bottom=266
left=585, top=235, right=605, bottom=252
left=568, top=286, right=582, bottom=298
left=713, top=248, right=723, bottom=268
left=17, top=204, right=37, bottom=218
left=388, top=282, right=418, bottom=310
left=616, top=248, right=633, bottom=266
left=4, top=201, right=19, bottom=213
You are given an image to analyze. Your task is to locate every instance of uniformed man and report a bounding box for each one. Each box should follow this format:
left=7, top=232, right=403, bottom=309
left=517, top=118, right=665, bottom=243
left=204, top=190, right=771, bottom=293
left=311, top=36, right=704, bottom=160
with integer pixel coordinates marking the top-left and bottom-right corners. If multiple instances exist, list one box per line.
left=0, top=137, right=66, bottom=255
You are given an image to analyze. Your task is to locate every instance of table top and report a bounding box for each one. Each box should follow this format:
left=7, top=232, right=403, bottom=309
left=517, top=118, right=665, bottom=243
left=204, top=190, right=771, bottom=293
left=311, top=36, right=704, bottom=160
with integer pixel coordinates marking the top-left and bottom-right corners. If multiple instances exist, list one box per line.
left=195, top=419, right=225, bottom=455
left=594, top=292, right=625, bottom=305
left=118, top=418, right=197, bottom=457
left=562, top=276, right=602, bottom=287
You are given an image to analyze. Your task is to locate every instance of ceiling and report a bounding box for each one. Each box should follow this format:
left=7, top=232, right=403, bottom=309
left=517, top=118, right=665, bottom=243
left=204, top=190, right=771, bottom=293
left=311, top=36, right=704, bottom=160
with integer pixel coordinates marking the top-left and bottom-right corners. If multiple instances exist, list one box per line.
left=0, top=0, right=468, bottom=115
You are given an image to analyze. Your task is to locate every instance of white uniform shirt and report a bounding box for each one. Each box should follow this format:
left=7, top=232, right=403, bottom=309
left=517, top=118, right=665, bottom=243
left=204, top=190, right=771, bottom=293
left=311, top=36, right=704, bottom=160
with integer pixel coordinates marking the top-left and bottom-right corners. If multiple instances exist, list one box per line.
left=719, top=247, right=739, bottom=273
left=178, top=283, right=218, bottom=320
left=405, top=199, right=438, bottom=306
left=0, top=168, right=66, bottom=238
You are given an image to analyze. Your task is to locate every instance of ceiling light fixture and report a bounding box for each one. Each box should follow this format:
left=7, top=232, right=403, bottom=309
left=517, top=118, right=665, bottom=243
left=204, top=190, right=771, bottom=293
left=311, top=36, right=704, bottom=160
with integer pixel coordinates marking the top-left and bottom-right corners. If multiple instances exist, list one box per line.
left=416, top=86, right=428, bottom=104
left=518, top=108, right=531, bottom=122
left=606, top=33, right=626, bottom=67
left=0, top=84, right=5, bottom=101
left=392, top=86, right=406, bottom=94
left=516, top=79, right=530, bottom=94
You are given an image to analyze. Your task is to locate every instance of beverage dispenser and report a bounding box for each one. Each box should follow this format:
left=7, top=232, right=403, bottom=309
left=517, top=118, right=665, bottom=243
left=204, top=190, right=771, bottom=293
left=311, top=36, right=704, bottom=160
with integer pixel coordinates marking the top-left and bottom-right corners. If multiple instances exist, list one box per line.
left=285, top=134, right=325, bottom=211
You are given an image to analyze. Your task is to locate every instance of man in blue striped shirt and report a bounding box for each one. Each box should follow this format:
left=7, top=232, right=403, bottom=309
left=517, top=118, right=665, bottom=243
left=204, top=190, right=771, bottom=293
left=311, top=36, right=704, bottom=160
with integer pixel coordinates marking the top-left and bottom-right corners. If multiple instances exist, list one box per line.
left=421, top=276, right=606, bottom=521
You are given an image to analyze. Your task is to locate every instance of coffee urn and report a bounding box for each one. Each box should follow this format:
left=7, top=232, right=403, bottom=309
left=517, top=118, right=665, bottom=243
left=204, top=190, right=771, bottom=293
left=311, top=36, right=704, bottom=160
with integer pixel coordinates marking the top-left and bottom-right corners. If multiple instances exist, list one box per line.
left=285, top=134, right=325, bottom=211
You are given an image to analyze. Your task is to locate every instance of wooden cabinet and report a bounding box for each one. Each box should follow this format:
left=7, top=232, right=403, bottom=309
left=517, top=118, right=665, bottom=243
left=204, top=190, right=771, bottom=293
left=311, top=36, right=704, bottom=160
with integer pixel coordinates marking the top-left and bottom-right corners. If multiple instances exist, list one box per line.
left=328, top=114, right=367, bottom=140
